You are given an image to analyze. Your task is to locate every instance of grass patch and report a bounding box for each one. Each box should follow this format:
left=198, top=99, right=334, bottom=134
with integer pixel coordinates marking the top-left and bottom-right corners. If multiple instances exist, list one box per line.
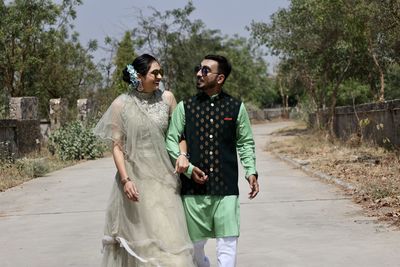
left=0, top=149, right=77, bottom=192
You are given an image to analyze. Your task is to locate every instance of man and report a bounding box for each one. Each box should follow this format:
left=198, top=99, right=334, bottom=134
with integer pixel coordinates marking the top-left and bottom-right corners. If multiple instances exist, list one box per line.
left=166, top=54, right=259, bottom=267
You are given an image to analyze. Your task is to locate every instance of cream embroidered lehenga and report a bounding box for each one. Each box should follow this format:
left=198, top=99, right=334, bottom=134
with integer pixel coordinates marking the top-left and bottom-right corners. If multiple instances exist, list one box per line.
left=93, top=89, right=195, bottom=267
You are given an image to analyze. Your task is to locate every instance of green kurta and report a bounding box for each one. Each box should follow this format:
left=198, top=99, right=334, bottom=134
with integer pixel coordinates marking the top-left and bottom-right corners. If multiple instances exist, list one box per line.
left=166, top=94, right=257, bottom=241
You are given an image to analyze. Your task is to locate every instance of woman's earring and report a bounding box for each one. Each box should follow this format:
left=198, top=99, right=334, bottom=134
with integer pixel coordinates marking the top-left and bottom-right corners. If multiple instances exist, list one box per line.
left=136, top=81, right=144, bottom=92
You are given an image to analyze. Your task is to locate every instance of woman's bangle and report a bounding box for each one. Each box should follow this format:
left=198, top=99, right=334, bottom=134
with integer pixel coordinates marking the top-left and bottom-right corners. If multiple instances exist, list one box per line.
left=121, top=177, right=131, bottom=185
left=178, top=152, right=190, bottom=159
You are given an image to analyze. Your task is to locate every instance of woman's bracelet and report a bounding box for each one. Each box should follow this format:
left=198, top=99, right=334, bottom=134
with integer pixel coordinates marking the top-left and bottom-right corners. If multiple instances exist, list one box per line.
left=178, top=152, right=190, bottom=159
left=121, top=177, right=131, bottom=185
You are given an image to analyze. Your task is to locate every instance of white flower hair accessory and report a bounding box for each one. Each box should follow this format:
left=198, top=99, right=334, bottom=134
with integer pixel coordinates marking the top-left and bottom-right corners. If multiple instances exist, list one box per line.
left=126, top=64, right=140, bottom=89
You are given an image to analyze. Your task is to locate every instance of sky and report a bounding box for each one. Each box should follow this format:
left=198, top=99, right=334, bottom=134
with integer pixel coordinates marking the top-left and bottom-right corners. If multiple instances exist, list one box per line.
left=72, top=0, right=290, bottom=70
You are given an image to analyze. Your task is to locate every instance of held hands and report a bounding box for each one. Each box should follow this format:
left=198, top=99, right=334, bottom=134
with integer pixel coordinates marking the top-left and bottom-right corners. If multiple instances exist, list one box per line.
left=247, top=175, right=259, bottom=199
left=123, top=180, right=139, bottom=202
left=191, top=167, right=208, bottom=184
left=174, top=154, right=189, bottom=174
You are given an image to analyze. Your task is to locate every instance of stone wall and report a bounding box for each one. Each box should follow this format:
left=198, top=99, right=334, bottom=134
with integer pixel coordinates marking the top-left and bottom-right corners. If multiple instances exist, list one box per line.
left=0, top=119, right=18, bottom=160
left=9, top=97, right=38, bottom=120
left=49, top=98, right=68, bottom=131
left=0, top=97, right=41, bottom=160
left=1, top=97, right=96, bottom=160
left=77, top=98, right=92, bottom=122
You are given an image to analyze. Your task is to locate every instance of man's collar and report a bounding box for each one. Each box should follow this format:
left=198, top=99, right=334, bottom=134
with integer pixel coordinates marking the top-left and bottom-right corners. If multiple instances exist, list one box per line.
left=196, top=90, right=226, bottom=101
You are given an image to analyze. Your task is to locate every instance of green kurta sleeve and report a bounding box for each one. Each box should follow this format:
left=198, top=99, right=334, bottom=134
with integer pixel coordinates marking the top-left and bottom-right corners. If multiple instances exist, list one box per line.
left=236, top=103, right=257, bottom=179
left=166, top=101, right=194, bottom=178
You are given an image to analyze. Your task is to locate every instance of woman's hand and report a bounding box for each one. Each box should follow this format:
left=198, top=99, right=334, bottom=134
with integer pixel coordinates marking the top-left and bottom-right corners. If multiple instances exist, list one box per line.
left=175, top=154, right=189, bottom=174
left=124, top=181, right=139, bottom=201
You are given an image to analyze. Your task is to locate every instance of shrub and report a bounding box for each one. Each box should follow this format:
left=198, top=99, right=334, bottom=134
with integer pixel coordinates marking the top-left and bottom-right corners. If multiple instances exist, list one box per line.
left=16, top=158, right=49, bottom=178
left=48, top=121, right=105, bottom=160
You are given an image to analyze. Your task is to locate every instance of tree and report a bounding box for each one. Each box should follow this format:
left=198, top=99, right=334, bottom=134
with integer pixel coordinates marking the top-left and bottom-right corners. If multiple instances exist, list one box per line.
left=90, top=32, right=138, bottom=117
left=131, top=2, right=223, bottom=100
left=0, top=0, right=101, bottom=118
left=111, top=31, right=137, bottom=96
left=251, top=0, right=400, bottom=106
left=250, top=0, right=386, bottom=133
left=128, top=2, right=273, bottom=106
left=364, top=0, right=400, bottom=101
left=386, top=63, right=400, bottom=100
left=222, top=36, right=275, bottom=107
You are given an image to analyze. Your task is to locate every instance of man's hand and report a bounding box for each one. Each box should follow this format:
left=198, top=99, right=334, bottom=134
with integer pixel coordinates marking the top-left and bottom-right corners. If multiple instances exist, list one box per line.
left=191, top=167, right=208, bottom=184
left=174, top=154, right=189, bottom=174
left=247, top=175, right=259, bottom=199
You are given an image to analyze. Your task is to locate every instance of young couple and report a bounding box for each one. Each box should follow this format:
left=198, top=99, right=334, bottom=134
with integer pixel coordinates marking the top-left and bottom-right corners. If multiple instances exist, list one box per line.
left=94, top=53, right=259, bottom=267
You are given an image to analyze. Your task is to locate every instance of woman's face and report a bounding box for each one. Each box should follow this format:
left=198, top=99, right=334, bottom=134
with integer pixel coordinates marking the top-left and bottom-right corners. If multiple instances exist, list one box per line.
left=140, top=61, right=163, bottom=93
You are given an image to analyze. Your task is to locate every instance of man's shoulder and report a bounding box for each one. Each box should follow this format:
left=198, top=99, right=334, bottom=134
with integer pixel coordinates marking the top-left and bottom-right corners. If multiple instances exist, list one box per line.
left=220, top=91, right=242, bottom=105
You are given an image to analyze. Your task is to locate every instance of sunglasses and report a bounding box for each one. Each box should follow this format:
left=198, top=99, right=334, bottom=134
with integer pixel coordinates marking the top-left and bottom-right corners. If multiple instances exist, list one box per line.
left=150, top=69, right=164, bottom=77
left=194, top=65, right=219, bottom=77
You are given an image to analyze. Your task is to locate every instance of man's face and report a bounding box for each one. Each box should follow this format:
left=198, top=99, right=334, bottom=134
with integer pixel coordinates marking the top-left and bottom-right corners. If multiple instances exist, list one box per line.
left=195, top=59, right=220, bottom=91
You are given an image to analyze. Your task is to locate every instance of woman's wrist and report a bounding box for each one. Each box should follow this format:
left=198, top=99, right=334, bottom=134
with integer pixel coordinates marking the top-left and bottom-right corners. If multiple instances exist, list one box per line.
left=178, top=152, right=190, bottom=159
left=121, top=177, right=131, bottom=185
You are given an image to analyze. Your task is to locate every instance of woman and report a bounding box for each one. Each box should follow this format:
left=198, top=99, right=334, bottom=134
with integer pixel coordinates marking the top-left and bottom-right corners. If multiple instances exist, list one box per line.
left=94, top=54, right=195, bottom=266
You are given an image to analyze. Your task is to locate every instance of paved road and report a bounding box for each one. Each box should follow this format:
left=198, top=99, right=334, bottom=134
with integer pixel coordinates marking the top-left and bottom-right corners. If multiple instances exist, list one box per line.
left=1, top=121, right=400, bottom=267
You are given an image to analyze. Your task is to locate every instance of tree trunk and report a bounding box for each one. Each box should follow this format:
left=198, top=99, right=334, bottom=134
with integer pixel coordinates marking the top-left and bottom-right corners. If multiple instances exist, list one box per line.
left=279, top=77, right=289, bottom=119
left=329, top=88, right=338, bottom=137
left=369, top=40, right=385, bottom=101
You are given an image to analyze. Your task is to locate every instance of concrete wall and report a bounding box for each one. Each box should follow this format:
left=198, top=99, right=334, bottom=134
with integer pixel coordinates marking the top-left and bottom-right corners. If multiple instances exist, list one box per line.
left=310, top=99, right=400, bottom=147
left=0, top=119, right=40, bottom=159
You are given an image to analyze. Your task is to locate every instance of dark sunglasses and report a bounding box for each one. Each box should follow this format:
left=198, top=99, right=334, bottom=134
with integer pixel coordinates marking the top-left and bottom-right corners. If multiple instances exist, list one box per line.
left=194, top=65, right=219, bottom=77
left=150, top=69, right=164, bottom=77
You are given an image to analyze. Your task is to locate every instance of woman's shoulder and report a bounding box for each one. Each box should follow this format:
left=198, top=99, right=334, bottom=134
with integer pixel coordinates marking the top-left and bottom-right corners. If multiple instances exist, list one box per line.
left=161, top=89, right=176, bottom=106
left=115, top=93, right=131, bottom=102
left=110, top=93, right=132, bottom=108
left=161, top=90, right=175, bottom=101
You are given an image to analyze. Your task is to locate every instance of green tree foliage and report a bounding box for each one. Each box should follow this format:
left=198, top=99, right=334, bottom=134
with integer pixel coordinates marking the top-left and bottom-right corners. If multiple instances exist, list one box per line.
left=0, top=0, right=101, bottom=118
left=130, top=2, right=273, bottom=107
left=111, top=31, right=137, bottom=96
left=132, top=2, right=223, bottom=100
left=386, top=63, right=400, bottom=100
left=336, top=79, right=372, bottom=107
left=90, top=31, right=137, bottom=118
left=251, top=0, right=360, bottom=129
left=273, top=60, right=306, bottom=116
left=250, top=0, right=400, bottom=130
left=222, top=37, right=277, bottom=107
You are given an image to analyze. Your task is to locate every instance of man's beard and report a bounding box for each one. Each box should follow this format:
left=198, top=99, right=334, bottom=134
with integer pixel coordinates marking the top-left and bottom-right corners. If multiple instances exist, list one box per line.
left=196, top=77, right=218, bottom=91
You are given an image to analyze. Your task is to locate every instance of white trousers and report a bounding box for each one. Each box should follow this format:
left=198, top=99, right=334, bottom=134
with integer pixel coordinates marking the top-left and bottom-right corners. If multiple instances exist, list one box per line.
left=194, top=237, right=238, bottom=267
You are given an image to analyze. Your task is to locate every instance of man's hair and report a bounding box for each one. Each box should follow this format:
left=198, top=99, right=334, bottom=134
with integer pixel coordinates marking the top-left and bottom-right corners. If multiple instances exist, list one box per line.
left=204, top=54, right=231, bottom=81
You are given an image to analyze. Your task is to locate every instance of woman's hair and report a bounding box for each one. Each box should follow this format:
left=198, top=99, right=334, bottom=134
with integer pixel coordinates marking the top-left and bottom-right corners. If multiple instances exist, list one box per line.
left=204, top=54, right=231, bottom=80
left=122, top=54, right=158, bottom=85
